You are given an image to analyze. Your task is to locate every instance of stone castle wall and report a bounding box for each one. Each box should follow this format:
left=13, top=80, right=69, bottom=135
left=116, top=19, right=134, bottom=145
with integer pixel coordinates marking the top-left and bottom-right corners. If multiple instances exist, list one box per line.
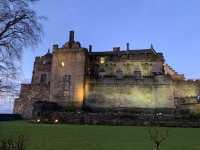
left=13, top=31, right=200, bottom=119
left=14, top=84, right=50, bottom=118
left=50, top=48, right=86, bottom=107
left=174, top=81, right=200, bottom=112
left=32, top=54, right=52, bottom=85
left=97, top=61, right=163, bottom=77
left=89, top=50, right=164, bottom=79
left=174, top=81, right=199, bottom=98
left=85, top=76, right=175, bottom=108
left=85, top=77, right=200, bottom=110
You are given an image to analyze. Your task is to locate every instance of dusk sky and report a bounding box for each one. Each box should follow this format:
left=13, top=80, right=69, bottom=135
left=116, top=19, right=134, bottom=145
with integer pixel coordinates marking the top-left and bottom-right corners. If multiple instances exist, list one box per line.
left=2, top=0, right=200, bottom=113
left=22, top=0, right=200, bottom=80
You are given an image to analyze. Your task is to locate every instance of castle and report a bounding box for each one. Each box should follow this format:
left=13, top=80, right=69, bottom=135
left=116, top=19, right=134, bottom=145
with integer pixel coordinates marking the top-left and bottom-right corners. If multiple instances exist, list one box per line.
left=14, top=31, right=200, bottom=118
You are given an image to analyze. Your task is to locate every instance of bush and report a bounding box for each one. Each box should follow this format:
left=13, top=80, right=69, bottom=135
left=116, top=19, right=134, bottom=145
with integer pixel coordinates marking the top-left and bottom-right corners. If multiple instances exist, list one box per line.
left=189, top=112, right=200, bottom=120
left=0, top=135, right=27, bottom=150
left=65, top=103, right=77, bottom=112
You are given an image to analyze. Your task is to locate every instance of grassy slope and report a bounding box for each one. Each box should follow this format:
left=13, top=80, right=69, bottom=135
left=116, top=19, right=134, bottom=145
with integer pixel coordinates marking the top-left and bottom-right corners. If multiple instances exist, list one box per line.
left=0, top=121, right=199, bottom=150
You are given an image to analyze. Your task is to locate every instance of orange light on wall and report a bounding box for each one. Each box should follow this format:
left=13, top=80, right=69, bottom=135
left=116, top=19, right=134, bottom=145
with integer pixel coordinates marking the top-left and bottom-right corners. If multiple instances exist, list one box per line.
left=85, top=81, right=89, bottom=97
left=100, top=57, right=105, bottom=64
left=76, top=83, right=84, bottom=105
left=61, top=61, right=65, bottom=67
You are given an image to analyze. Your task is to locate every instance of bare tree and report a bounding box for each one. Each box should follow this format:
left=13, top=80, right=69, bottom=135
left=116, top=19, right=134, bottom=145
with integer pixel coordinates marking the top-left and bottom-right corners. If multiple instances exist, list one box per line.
left=0, top=0, right=43, bottom=94
left=148, top=127, right=168, bottom=150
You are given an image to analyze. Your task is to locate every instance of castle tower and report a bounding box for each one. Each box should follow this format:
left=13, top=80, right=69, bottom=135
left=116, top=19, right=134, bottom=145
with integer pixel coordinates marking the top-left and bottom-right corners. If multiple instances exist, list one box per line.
left=50, top=31, right=87, bottom=107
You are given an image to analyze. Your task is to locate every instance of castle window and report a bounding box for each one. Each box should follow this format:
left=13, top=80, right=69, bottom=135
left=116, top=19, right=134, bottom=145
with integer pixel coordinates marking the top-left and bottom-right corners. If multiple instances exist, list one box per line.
left=133, top=70, right=142, bottom=79
left=197, top=96, right=200, bottom=103
left=63, top=75, right=71, bottom=97
left=43, top=60, right=47, bottom=65
left=100, top=57, right=105, bottom=64
left=40, top=74, right=47, bottom=83
left=99, top=68, right=106, bottom=79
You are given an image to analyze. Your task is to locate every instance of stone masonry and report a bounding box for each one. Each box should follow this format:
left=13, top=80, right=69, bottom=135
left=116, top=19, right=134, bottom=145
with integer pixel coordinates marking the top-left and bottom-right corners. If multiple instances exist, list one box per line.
left=14, top=31, right=200, bottom=118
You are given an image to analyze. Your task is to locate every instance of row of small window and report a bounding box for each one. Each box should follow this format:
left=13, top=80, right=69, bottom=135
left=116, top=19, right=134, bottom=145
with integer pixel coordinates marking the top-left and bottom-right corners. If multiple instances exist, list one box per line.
left=99, top=59, right=152, bottom=67
left=98, top=68, right=143, bottom=73
left=99, top=71, right=142, bottom=79
left=99, top=57, right=156, bottom=64
left=98, top=70, right=162, bottom=77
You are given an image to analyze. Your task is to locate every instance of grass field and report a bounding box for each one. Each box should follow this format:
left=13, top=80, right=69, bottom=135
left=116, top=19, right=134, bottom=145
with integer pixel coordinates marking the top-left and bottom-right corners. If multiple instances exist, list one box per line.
left=0, top=121, right=200, bottom=150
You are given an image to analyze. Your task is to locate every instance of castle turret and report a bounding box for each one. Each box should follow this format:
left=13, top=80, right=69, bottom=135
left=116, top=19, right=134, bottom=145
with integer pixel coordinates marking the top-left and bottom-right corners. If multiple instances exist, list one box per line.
left=69, top=30, right=75, bottom=42
left=50, top=31, right=87, bottom=108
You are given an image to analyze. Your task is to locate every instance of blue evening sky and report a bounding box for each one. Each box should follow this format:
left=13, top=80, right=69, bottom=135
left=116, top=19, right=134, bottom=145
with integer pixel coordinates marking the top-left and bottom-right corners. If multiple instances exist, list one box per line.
left=1, top=0, right=200, bottom=113
left=22, top=0, right=200, bottom=80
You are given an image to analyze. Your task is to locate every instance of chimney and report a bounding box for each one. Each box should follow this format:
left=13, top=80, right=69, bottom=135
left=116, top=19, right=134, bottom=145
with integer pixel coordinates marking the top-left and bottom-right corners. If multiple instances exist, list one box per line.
left=89, top=45, right=92, bottom=52
left=52, top=44, right=59, bottom=50
left=113, top=47, right=120, bottom=52
left=69, top=30, right=75, bottom=42
left=126, top=43, right=130, bottom=51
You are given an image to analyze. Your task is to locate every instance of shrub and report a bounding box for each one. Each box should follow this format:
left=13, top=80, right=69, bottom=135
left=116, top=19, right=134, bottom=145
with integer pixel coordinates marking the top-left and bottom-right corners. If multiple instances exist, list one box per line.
left=65, top=103, right=77, bottom=112
left=0, top=135, right=27, bottom=150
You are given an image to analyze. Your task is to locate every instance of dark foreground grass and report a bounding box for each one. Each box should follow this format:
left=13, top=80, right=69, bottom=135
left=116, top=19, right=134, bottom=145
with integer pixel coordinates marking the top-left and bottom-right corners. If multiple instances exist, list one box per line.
left=0, top=121, right=200, bottom=150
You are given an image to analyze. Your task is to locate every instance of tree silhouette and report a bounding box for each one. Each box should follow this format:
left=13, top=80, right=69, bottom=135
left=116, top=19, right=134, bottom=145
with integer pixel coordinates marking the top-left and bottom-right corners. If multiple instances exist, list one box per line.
left=0, top=0, right=43, bottom=94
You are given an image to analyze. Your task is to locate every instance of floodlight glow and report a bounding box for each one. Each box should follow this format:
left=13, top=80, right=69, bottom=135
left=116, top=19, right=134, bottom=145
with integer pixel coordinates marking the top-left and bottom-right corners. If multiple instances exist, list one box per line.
left=100, top=57, right=105, bottom=64
left=61, top=61, right=65, bottom=67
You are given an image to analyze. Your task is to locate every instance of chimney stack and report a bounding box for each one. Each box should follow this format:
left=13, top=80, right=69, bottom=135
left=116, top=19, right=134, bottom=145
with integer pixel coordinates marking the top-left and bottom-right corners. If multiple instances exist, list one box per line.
left=52, top=44, right=59, bottom=51
left=126, top=43, right=130, bottom=51
left=113, top=47, right=120, bottom=52
left=89, top=45, right=92, bottom=52
left=69, top=30, right=75, bottom=42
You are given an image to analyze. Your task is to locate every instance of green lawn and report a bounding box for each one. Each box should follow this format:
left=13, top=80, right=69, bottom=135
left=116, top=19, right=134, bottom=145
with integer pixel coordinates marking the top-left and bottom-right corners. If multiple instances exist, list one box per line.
left=0, top=121, right=200, bottom=150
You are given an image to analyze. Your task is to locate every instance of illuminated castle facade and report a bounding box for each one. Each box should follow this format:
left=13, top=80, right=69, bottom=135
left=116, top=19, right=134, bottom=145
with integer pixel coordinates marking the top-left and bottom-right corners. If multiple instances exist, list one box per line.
left=14, top=31, right=200, bottom=118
